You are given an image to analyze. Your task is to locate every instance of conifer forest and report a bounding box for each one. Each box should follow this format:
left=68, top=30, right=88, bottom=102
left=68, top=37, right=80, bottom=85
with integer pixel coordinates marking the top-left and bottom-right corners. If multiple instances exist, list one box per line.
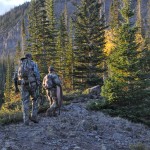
left=0, top=0, right=150, bottom=127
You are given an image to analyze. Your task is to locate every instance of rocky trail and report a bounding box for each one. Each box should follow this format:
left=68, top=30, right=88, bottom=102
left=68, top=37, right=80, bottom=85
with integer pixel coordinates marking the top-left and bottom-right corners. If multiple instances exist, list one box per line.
left=0, top=98, right=150, bottom=150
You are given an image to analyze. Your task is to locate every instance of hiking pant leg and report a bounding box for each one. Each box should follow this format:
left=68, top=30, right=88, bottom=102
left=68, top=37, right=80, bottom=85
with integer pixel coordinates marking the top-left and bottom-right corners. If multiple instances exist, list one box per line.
left=46, top=90, right=52, bottom=106
left=46, top=89, right=57, bottom=116
left=50, top=97, right=57, bottom=112
left=30, top=87, right=39, bottom=118
left=46, top=97, right=57, bottom=116
left=51, top=88, right=58, bottom=114
left=21, top=86, right=30, bottom=124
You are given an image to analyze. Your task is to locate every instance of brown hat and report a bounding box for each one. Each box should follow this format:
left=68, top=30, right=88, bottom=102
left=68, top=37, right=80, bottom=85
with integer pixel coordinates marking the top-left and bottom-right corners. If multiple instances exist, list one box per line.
left=25, top=53, right=32, bottom=59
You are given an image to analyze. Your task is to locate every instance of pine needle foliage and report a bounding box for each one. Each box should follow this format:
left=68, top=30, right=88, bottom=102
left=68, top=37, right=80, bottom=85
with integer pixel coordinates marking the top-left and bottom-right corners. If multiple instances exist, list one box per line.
left=73, top=0, right=107, bottom=89
left=27, top=0, right=51, bottom=77
left=101, top=0, right=150, bottom=105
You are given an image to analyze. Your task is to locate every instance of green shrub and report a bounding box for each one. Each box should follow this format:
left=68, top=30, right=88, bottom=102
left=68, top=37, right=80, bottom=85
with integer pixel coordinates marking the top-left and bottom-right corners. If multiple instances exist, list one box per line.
left=129, top=143, right=147, bottom=150
left=87, top=99, right=109, bottom=110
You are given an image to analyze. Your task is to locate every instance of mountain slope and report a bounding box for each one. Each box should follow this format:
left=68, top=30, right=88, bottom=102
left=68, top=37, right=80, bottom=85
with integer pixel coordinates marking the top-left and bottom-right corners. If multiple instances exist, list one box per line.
left=0, top=2, right=29, bottom=34
left=0, top=99, right=150, bottom=150
left=0, top=0, right=149, bottom=56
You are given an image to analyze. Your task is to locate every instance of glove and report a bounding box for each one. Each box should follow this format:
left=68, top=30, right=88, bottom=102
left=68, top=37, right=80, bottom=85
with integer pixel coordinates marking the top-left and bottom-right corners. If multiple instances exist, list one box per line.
left=17, top=80, right=25, bottom=85
left=37, top=80, right=41, bottom=86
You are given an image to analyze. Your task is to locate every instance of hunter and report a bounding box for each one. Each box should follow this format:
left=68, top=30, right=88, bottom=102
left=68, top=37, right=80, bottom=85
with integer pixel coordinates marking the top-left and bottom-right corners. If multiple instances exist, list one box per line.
left=42, top=66, right=62, bottom=117
left=18, top=53, right=40, bottom=125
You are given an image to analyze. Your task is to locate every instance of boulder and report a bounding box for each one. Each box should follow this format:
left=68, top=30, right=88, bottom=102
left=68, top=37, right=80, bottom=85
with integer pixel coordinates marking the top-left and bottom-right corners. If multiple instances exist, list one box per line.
left=88, top=85, right=100, bottom=96
left=83, top=85, right=101, bottom=98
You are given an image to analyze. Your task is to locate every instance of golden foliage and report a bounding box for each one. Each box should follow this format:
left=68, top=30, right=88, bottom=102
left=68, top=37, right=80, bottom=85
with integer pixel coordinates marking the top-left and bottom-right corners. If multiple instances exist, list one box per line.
left=135, top=33, right=145, bottom=51
left=104, top=30, right=115, bottom=55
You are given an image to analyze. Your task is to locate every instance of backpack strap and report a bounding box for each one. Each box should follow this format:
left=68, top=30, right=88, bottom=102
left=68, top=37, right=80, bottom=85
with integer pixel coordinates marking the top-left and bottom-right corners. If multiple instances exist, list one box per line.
left=49, top=74, right=56, bottom=88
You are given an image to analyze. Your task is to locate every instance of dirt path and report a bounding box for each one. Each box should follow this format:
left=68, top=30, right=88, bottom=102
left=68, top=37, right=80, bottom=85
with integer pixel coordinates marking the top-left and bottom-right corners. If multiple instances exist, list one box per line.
left=0, top=100, right=150, bottom=150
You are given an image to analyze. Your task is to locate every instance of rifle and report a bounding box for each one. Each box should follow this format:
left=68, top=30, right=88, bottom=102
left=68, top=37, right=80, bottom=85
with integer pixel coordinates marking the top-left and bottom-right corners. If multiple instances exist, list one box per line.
left=13, top=72, right=19, bottom=93
left=14, top=79, right=19, bottom=93
left=56, top=85, right=63, bottom=115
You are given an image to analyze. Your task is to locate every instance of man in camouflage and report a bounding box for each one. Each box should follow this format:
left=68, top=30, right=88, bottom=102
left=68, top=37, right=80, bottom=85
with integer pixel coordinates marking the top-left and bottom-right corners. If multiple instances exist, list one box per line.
left=18, top=53, right=40, bottom=125
left=42, top=66, right=61, bottom=117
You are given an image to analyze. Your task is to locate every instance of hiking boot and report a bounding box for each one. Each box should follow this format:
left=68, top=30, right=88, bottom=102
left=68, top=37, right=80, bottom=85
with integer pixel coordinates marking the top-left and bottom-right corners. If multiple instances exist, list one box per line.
left=46, top=111, right=52, bottom=117
left=24, top=120, right=29, bottom=126
left=52, top=111, right=57, bottom=117
left=46, top=109, right=57, bottom=117
left=30, top=116, right=39, bottom=123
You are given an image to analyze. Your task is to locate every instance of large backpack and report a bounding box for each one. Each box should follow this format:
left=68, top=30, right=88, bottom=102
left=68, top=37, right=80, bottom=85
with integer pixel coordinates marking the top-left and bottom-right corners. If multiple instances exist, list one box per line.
left=44, top=74, right=55, bottom=89
left=18, top=58, right=36, bottom=82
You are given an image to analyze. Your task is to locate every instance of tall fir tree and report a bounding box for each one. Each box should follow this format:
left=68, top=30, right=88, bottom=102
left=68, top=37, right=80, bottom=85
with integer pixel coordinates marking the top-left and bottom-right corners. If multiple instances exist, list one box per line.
left=73, top=0, right=107, bottom=89
left=27, top=0, right=51, bottom=77
left=46, top=0, right=58, bottom=66
left=0, top=58, right=6, bottom=105
left=66, top=19, right=75, bottom=90
left=4, top=55, right=12, bottom=102
left=101, top=0, right=150, bottom=105
left=27, top=0, right=38, bottom=53
left=145, top=0, right=150, bottom=48
left=21, top=18, right=26, bottom=56
left=14, top=41, right=22, bottom=66
left=56, top=8, right=69, bottom=89
left=109, top=0, right=120, bottom=29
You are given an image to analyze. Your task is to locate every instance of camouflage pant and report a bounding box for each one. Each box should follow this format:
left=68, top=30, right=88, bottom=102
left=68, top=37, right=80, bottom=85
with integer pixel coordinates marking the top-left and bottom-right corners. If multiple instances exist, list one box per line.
left=46, top=88, right=58, bottom=116
left=20, top=83, right=39, bottom=123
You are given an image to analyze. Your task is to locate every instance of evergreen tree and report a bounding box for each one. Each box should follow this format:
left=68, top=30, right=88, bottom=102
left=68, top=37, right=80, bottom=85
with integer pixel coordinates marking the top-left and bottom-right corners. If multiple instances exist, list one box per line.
left=46, top=0, right=57, bottom=66
left=4, top=55, right=12, bottom=102
left=109, top=0, right=120, bottom=29
left=0, top=58, right=6, bottom=105
left=66, top=19, right=75, bottom=90
left=27, top=0, right=40, bottom=57
left=145, top=0, right=150, bottom=48
left=101, top=0, right=150, bottom=105
left=56, top=9, right=69, bottom=89
left=14, top=41, right=22, bottom=66
left=28, top=0, right=51, bottom=77
left=21, top=18, right=26, bottom=56
left=73, top=0, right=106, bottom=89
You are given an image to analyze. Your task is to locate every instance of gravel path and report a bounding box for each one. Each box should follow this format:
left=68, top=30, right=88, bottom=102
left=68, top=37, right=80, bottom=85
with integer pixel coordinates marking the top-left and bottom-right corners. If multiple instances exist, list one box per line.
left=0, top=100, right=150, bottom=150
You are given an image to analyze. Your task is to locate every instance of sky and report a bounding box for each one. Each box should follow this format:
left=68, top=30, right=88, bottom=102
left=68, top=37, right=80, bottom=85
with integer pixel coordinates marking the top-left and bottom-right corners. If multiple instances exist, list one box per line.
left=0, top=0, right=31, bottom=15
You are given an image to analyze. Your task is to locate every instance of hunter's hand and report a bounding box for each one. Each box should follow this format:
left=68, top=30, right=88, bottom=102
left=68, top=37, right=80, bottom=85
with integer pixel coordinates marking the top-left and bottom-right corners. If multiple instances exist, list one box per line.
left=37, top=80, right=41, bottom=86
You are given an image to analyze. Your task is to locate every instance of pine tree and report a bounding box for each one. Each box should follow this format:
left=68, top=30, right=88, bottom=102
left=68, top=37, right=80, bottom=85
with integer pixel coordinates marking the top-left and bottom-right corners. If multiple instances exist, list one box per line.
left=66, top=19, right=75, bottom=90
left=27, top=0, right=51, bottom=77
left=101, top=0, right=150, bottom=105
left=21, top=18, right=26, bottom=56
left=4, top=55, right=12, bottom=102
left=0, top=58, right=6, bottom=105
left=145, top=0, right=150, bottom=48
left=73, top=0, right=106, bottom=89
left=109, top=0, right=120, bottom=29
left=46, top=0, right=57, bottom=66
left=27, top=0, right=38, bottom=53
left=56, top=8, right=69, bottom=89
left=14, top=41, right=22, bottom=66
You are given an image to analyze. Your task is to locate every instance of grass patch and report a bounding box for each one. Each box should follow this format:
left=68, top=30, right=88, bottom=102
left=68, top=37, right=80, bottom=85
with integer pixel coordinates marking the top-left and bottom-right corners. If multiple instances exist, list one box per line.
left=0, top=90, right=81, bottom=125
left=0, top=92, right=49, bottom=125
left=87, top=99, right=150, bottom=127
left=63, top=90, right=83, bottom=101
left=129, top=143, right=147, bottom=150
left=0, top=110, right=23, bottom=125
left=0, top=92, right=23, bottom=125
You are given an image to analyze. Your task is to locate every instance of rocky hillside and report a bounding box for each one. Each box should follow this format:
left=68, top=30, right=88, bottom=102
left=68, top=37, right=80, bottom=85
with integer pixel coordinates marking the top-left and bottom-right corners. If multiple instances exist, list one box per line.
left=0, top=98, right=150, bottom=150
left=0, top=0, right=149, bottom=56
left=0, top=2, right=29, bottom=56
left=0, top=0, right=80, bottom=56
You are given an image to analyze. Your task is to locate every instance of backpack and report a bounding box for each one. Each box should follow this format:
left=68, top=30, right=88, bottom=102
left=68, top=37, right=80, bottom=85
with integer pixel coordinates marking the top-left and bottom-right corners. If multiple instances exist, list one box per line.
left=18, top=58, right=36, bottom=82
left=44, top=74, right=55, bottom=89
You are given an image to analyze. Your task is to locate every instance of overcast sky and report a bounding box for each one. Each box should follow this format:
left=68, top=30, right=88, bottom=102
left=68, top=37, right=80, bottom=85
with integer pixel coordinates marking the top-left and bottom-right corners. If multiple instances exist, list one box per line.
left=0, top=0, right=31, bottom=15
